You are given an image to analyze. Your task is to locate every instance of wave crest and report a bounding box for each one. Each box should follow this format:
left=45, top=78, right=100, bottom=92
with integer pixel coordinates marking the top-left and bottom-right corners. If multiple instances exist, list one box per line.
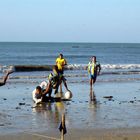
left=0, top=64, right=140, bottom=72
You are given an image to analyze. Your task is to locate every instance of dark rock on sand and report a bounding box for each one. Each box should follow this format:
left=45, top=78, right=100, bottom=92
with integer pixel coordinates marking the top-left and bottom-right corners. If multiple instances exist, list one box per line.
left=15, top=107, right=21, bottom=109
left=0, top=124, right=5, bottom=126
left=103, top=96, right=113, bottom=99
left=19, top=103, right=25, bottom=105
left=129, top=101, right=134, bottom=103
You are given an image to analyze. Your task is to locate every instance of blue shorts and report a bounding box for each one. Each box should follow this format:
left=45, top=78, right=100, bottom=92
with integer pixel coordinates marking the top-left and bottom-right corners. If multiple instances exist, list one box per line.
left=89, top=74, right=97, bottom=79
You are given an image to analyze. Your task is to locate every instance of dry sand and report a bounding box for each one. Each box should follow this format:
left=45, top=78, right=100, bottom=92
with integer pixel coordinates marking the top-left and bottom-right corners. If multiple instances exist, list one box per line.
left=1, top=128, right=140, bottom=140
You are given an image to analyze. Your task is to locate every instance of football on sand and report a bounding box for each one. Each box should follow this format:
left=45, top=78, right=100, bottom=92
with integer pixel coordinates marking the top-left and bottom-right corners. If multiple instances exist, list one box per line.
left=64, top=91, right=72, bottom=99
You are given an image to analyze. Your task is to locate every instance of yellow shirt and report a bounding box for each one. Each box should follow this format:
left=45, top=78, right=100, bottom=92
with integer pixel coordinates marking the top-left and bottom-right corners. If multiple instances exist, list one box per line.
left=88, top=62, right=95, bottom=75
left=56, top=58, right=67, bottom=70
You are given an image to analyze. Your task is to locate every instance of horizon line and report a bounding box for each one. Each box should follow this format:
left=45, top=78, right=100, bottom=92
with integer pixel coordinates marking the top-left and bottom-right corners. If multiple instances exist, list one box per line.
left=0, top=41, right=140, bottom=44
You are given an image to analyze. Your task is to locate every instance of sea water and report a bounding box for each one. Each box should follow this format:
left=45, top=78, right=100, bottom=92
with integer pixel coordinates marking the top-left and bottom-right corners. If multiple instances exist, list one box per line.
left=0, top=42, right=140, bottom=83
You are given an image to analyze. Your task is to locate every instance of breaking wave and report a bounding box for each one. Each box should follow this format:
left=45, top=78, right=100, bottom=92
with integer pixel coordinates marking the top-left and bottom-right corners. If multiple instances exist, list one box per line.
left=0, top=64, right=140, bottom=72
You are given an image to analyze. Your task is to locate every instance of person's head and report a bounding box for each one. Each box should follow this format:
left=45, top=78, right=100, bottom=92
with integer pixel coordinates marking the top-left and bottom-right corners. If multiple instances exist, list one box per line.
left=52, top=65, right=59, bottom=75
left=59, top=53, right=63, bottom=59
left=36, top=86, right=42, bottom=94
left=91, top=56, right=96, bottom=63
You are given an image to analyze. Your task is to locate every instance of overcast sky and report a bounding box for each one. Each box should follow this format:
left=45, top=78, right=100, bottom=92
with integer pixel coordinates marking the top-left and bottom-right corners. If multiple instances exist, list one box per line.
left=0, top=0, right=140, bottom=43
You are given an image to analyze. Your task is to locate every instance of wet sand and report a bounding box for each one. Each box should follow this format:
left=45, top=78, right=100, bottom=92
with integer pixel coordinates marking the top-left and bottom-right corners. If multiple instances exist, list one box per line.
left=0, top=80, right=140, bottom=139
left=1, top=128, right=140, bottom=140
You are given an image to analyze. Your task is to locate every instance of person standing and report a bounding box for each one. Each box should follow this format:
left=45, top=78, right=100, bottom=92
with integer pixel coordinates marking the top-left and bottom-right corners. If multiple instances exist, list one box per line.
left=56, top=54, right=67, bottom=75
left=88, top=56, right=101, bottom=89
left=56, top=54, right=68, bottom=93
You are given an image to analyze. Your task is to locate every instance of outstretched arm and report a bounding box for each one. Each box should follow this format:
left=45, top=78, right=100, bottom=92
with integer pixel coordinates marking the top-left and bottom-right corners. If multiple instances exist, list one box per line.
left=0, top=70, right=13, bottom=86
left=42, top=82, right=52, bottom=95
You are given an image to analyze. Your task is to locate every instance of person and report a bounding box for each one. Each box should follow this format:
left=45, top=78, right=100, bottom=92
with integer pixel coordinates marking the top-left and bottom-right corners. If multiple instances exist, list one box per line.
left=88, top=56, right=101, bottom=89
left=32, top=67, right=60, bottom=104
left=0, top=70, right=13, bottom=87
left=32, top=85, right=43, bottom=104
left=56, top=54, right=68, bottom=93
left=51, top=65, right=69, bottom=95
left=56, top=54, right=67, bottom=75
left=32, top=81, right=51, bottom=104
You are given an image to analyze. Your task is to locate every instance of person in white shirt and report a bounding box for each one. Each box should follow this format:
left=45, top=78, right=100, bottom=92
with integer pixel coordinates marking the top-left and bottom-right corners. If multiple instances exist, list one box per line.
left=32, top=81, right=52, bottom=104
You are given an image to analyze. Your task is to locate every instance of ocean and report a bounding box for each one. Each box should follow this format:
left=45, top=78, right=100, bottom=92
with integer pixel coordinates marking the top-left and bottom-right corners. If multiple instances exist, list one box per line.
left=0, top=42, right=140, bottom=83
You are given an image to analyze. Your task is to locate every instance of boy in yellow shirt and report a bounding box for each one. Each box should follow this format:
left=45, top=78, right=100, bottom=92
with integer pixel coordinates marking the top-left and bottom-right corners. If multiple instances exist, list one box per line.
left=56, top=54, right=67, bottom=75
left=56, top=54, right=69, bottom=93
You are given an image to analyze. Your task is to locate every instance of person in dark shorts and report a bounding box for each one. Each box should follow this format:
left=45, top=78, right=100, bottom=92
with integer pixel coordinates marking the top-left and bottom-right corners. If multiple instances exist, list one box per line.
left=56, top=54, right=69, bottom=93
left=88, top=56, right=101, bottom=89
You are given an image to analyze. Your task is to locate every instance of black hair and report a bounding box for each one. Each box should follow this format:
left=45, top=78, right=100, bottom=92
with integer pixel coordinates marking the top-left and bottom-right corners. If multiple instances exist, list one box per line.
left=59, top=54, right=63, bottom=57
left=36, top=86, right=42, bottom=91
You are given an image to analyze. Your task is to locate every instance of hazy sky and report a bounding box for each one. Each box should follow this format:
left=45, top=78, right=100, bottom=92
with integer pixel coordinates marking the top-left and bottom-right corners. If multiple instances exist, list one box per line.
left=0, top=0, right=140, bottom=43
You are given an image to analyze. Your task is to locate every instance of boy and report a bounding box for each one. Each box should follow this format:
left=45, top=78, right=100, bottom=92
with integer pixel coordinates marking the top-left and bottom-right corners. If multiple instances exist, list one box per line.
left=88, top=56, right=101, bottom=89
left=56, top=54, right=69, bottom=93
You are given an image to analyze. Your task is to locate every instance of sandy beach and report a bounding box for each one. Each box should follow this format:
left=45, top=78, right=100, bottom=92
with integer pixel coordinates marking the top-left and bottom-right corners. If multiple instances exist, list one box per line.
left=0, top=77, right=140, bottom=139
left=1, top=128, right=140, bottom=140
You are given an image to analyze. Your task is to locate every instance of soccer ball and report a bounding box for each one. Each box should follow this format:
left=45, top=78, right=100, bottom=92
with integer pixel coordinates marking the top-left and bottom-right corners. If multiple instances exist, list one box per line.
left=64, top=91, right=72, bottom=99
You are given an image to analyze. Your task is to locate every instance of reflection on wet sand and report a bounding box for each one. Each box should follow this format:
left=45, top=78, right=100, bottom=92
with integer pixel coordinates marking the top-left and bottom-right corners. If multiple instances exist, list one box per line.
left=32, top=101, right=65, bottom=129
left=89, top=88, right=97, bottom=107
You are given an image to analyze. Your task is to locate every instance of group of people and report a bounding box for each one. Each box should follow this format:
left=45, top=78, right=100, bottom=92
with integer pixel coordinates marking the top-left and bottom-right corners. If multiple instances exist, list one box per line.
left=32, top=54, right=70, bottom=104
left=33, top=54, right=101, bottom=104
left=0, top=54, right=101, bottom=104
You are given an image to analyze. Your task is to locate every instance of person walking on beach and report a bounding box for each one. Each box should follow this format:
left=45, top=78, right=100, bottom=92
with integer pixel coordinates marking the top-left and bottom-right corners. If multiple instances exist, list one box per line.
left=56, top=54, right=68, bottom=93
left=0, top=70, right=13, bottom=87
left=88, top=56, right=101, bottom=89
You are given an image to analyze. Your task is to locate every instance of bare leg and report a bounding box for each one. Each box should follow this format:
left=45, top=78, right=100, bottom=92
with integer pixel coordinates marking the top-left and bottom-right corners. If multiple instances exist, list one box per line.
left=89, top=78, right=93, bottom=89
left=63, top=80, right=69, bottom=91
left=60, top=83, right=63, bottom=93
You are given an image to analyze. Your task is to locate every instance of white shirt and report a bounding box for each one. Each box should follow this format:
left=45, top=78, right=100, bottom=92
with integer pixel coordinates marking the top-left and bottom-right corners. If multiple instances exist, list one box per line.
left=32, top=81, right=48, bottom=104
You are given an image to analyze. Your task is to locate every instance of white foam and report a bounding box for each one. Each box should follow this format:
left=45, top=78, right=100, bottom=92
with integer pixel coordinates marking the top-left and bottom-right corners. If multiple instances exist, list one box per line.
left=101, top=64, right=140, bottom=70
left=67, top=64, right=140, bottom=70
left=0, top=65, right=15, bottom=73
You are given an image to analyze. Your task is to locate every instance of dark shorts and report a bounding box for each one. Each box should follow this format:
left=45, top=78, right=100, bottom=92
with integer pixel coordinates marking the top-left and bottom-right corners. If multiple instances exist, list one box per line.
left=58, top=70, right=64, bottom=75
left=90, top=74, right=97, bottom=80
left=58, top=70, right=66, bottom=82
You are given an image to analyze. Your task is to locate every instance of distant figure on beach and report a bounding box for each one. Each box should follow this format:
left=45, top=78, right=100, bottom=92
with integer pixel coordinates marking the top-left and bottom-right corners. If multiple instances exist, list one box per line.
left=56, top=54, right=69, bottom=93
left=88, top=56, right=101, bottom=89
left=0, top=70, right=13, bottom=87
